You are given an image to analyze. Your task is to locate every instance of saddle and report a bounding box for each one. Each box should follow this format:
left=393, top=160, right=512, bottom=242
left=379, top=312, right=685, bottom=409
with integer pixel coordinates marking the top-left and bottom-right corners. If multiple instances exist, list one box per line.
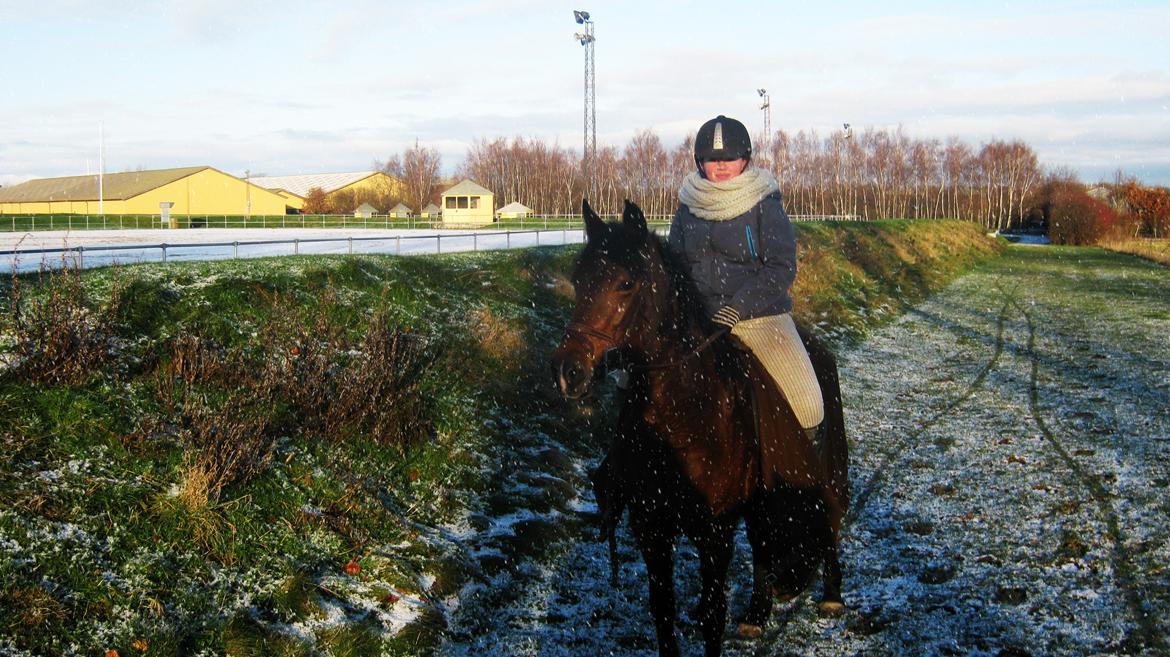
left=744, top=352, right=826, bottom=491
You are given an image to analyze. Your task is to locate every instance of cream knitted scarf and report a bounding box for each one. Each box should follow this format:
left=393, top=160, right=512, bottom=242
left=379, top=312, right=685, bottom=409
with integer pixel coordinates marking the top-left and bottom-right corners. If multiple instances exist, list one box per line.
left=677, top=166, right=780, bottom=221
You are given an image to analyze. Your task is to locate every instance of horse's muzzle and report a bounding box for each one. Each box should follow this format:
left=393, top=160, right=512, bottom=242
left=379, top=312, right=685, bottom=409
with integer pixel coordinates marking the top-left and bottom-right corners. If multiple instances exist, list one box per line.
left=552, top=350, right=593, bottom=400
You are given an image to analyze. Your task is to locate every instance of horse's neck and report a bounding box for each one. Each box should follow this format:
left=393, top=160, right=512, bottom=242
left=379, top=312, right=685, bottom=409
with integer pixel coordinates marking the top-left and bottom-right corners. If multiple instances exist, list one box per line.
left=636, top=290, right=732, bottom=418
left=634, top=281, right=706, bottom=365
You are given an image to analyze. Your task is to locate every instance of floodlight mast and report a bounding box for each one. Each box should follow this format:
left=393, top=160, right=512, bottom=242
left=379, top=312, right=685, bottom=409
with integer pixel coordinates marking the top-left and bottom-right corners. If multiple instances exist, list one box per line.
left=757, top=88, right=771, bottom=159
left=573, top=10, right=596, bottom=197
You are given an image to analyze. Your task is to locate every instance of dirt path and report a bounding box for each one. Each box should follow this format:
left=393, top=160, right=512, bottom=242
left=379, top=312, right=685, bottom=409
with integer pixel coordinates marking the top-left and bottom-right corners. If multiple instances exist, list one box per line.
left=436, top=246, right=1170, bottom=657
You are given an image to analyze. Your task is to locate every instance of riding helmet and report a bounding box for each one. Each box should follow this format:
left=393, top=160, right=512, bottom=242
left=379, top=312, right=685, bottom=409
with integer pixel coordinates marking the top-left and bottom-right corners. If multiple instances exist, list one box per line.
left=693, top=115, right=752, bottom=170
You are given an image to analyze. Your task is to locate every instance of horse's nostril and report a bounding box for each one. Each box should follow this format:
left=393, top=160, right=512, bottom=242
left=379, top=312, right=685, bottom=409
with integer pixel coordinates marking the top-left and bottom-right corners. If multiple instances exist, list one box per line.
left=557, top=358, right=590, bottom=398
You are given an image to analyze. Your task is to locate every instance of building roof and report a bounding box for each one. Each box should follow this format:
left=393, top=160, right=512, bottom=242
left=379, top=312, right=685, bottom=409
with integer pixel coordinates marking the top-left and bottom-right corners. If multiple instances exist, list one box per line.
left=497, top=201, right=533, bottom=213
left=0, top=166, right=210, bottom=203
left=249, top=171, right=382, bottom=198
left=421, top=203, right=441, bottom=213
left=355, top=202, right=378, bottom=211
left=389, top=203, right=413, bottom=213
left=441, top=179, right=493, bottom=196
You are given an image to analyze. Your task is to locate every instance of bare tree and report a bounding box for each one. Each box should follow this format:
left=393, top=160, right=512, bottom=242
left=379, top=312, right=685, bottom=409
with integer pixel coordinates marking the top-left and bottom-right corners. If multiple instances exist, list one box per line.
left=402, top=141, right=442, bottom=212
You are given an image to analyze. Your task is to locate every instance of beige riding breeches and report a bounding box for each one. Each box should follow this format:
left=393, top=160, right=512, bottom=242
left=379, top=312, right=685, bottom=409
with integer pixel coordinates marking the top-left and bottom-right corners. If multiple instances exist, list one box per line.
left=731, top=313, right=824, bottom=429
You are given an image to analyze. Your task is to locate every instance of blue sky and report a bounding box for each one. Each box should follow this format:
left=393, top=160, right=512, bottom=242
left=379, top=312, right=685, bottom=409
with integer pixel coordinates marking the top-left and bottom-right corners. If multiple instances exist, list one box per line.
left=2, top=0, right=1168, bottom=187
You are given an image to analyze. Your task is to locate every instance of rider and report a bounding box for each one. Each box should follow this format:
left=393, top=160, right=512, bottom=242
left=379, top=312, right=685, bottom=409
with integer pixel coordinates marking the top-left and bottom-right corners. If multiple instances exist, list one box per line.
left=668, top=114, right=823, bottom=440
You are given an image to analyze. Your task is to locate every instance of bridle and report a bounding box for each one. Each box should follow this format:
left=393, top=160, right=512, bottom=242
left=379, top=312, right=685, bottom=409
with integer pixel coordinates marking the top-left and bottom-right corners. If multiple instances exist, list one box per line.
left=562, top=279, right=728, bottom=374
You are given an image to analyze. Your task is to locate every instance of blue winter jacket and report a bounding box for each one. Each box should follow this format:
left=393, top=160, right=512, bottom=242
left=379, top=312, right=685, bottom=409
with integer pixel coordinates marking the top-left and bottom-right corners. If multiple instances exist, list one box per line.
left=668, top=191, right=797, bottom=320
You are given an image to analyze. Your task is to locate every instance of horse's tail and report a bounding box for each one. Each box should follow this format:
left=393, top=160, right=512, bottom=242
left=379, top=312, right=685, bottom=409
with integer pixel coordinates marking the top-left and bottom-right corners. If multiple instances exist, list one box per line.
left=797, top=324, right=850, bottom=511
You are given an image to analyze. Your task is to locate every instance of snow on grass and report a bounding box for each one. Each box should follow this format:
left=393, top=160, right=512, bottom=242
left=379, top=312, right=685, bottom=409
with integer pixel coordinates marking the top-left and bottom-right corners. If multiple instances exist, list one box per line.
left=435, top=246, right=1170, bottom=657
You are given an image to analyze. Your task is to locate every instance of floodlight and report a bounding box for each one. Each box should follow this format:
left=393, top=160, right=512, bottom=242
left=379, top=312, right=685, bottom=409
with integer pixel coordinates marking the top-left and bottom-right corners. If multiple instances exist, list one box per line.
left=574, top=9, right=590, bottom=23
left=758, top=88, right=767, bottom=96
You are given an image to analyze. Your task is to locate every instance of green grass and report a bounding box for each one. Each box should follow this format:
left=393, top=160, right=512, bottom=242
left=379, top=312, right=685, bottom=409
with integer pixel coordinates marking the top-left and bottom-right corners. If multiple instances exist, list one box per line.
left=0, top=220, right=1009, bottom=656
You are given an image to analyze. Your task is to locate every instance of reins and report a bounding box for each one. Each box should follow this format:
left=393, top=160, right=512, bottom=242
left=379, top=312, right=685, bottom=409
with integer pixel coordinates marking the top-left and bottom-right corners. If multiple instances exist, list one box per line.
left=565, top=318, right=729, bottom=374
left=632, top=326, right=729, bottom=373
left=563, top=263, right=730, bottom=375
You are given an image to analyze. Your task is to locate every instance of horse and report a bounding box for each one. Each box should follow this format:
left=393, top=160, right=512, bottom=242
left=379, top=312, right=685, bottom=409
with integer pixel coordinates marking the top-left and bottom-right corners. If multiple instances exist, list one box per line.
left=551, top=199, right=849, bottom=657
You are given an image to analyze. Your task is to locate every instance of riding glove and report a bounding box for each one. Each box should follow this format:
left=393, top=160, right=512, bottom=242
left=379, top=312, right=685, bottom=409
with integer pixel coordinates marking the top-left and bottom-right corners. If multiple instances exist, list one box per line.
left=711, top=305, right=740, bottom=328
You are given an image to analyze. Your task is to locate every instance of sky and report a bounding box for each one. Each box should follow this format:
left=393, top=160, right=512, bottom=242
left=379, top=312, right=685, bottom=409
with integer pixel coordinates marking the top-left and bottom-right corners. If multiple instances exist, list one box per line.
left=1, top=0, right=1168, bottom=188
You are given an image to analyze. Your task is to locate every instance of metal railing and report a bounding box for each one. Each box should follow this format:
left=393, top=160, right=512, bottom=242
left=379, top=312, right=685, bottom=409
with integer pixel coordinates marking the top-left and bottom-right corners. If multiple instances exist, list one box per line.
left=0, top=213, right=677, bottom=233
left=1, top=227, right=590, bottom=275
left=789, top=214, right=863, bottom=221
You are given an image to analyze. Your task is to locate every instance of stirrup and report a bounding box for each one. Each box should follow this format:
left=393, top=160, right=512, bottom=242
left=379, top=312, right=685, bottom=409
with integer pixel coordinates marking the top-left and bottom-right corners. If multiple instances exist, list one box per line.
left=803, top=424, right=822, bottom=451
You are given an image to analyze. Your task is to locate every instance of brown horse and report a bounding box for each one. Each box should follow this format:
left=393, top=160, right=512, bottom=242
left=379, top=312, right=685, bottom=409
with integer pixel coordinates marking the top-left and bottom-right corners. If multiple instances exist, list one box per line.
left=552, top=200, right=849, bottom=657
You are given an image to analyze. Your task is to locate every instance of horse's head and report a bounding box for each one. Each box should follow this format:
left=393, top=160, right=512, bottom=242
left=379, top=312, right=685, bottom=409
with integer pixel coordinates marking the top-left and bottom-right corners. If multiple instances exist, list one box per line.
left=552, top=199, right=660, bottom=399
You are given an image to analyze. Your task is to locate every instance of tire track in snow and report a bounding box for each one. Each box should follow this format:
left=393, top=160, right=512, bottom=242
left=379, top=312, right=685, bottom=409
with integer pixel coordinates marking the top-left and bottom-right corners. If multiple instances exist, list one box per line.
left=844, top=293, right=1015, bottom=528
left=1018, top=300, right=1167, bottom=655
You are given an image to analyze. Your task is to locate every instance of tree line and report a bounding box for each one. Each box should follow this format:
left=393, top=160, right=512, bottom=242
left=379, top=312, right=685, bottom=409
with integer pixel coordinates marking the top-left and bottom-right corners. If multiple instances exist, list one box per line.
left=302, top=126, right=1167, bottom=242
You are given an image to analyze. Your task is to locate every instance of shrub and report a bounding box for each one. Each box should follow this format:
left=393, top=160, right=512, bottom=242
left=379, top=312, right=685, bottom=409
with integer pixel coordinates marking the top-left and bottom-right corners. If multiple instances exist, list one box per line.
left=1048, top=187, right=1117, bottom=246
left=151, top=306, right=437, bottom=509
left=0, top=266, right=123, bottom=385
left=268, top=310, right=435, bottom=450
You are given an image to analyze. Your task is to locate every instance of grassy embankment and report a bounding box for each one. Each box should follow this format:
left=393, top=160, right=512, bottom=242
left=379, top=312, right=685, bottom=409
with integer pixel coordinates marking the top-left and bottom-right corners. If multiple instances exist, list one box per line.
left=0, top=219, right=1000, bottom=656
left=1100, top=238, right=1170, bottom=267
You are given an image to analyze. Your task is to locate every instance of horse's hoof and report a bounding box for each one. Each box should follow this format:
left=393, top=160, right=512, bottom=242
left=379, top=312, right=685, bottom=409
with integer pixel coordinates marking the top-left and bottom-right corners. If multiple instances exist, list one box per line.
left=817, top=600, right=846, bottom=618
left=736, top=622, right=764, bottom=639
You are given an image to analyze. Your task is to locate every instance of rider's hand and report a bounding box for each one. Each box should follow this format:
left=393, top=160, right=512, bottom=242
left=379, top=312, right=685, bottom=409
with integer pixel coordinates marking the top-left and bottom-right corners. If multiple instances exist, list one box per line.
left=711, top=306, right=740, bottom=329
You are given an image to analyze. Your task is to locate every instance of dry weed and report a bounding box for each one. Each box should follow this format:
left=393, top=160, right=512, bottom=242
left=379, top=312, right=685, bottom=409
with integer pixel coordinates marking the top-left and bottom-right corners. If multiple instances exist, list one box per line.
left=174, top=394, right=276, bottom=510
left=1, top=266, right=122, bottom=385
left=471, top=305, right=525, bottom=361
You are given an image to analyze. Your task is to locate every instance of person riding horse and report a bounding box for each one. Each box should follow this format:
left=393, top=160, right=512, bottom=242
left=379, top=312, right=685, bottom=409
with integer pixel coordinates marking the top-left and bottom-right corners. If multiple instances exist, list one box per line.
left=670, top=115, right=824, bottom=443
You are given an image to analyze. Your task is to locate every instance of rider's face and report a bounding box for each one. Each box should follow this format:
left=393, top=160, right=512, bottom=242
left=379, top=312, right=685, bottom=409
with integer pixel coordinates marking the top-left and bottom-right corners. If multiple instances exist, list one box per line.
left=702, top=158, right=748, bottom=182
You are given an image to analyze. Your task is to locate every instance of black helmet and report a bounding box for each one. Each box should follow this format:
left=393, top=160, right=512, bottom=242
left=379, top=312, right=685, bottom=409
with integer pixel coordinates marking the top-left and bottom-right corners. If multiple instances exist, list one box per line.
left=694, top=115, right=752, bottom=169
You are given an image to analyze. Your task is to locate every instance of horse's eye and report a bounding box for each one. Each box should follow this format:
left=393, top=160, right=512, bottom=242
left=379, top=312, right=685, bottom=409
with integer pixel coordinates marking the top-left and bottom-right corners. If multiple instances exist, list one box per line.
left=617, top=279, right=635, bottom=292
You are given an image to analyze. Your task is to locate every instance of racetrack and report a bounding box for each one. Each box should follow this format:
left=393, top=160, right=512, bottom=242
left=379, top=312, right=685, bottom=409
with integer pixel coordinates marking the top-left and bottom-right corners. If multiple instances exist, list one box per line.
left=0, top=227, right=585, bottom=274
left=436, top=245, right=1170, bottom=657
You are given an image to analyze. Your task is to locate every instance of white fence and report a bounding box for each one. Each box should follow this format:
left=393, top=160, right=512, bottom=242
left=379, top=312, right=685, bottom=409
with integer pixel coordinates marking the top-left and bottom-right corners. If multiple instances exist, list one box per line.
left=1, top=227, right=593, bottom=275
left=0, top=213, right=678, bottom=233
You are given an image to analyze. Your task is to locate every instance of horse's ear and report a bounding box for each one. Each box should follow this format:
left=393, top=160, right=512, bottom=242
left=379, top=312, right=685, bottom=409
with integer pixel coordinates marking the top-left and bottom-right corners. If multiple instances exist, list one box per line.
left=622, top=199, right=647, bottom=236
left=582, top=198, right=604, bottom=240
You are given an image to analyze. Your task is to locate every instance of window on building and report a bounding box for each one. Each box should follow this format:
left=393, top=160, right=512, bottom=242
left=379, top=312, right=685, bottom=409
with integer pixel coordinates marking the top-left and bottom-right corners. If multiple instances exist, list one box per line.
left=458, top=196, right=469, bottom=209
left=470, top=196, right=479, bottom=209
left=445, top=197, right=456, bottom=209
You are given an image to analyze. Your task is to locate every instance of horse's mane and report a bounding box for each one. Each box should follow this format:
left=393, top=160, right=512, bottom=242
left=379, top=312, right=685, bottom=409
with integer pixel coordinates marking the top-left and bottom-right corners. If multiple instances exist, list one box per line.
left=649, top=233, right=711, bottom=337
left=650, top=233, right=751, bottom=384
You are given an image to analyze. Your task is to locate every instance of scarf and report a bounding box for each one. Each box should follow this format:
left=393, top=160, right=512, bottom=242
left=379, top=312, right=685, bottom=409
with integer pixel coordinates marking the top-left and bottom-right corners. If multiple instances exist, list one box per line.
left=677, top=166, right=780, bottom=221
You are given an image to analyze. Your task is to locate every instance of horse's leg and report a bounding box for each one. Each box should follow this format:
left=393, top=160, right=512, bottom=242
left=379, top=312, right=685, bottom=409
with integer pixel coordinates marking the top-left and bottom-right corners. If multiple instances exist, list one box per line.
left=694, top=522, right=735, bottom=657
left=737, top=500, right=774, bottom=637
left=818, top=496, right=847, bottom=618
left=638, top=529, right=680, bottom=657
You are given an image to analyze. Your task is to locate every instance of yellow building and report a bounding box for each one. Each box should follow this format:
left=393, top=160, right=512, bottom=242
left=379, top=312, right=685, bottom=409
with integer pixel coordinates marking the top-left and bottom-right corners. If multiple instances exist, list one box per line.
left=0, top=166, right=288, bottom=216
left=440, top=179, right=495, bottom=226
left=249, top=171, right=402, bottom=213
left=497, top=201, right=534, bottom=220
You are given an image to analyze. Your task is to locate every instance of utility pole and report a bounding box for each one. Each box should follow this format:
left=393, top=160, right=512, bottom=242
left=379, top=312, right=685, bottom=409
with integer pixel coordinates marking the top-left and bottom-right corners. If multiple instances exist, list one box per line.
left=99, top=122, right=105, bottom=216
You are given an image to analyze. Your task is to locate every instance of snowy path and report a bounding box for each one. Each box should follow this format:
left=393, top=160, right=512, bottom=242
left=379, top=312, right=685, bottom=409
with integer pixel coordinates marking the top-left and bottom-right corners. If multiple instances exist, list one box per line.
left=436, top=248, right=1170, bottom=657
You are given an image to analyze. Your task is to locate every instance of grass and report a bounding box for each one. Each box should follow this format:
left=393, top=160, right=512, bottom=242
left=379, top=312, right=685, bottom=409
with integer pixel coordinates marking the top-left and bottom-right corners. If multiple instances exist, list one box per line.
left=0, top=219, right=1005, bottom=656
left=1099, top=237, right=1170, bottom=267
left=791, top=219, right=1005, bottom=342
